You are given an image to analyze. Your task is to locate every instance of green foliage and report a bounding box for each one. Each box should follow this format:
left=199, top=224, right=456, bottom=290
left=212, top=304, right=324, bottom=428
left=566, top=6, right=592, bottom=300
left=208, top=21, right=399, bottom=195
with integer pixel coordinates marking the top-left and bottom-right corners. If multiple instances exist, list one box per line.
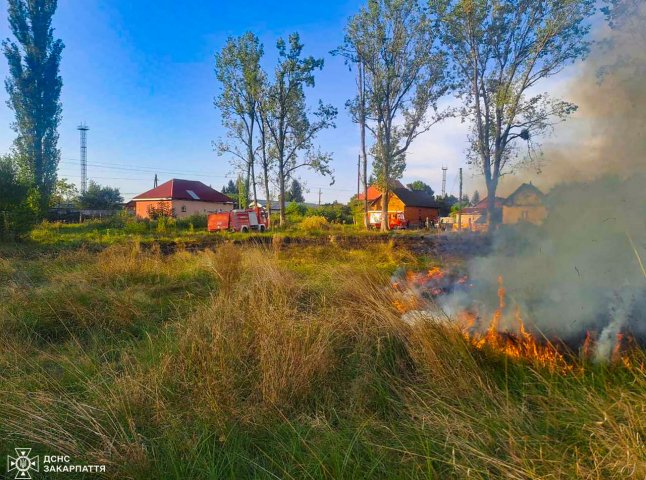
left=156, top=215, right=177, bottom=233
left=0, top=155, right=36, bottom=239
left=284, top=201, right=307, bottom=224
left=78, top=181, right=123, bottom=209
left=146, top=201, right=174, bottom=220
left=299, top=215, right=329, bottom=232
left=176, top=214, right=208, bottom=230
left=50, top=178, right=78, bottom=206
left=285, top=179, right=305, bottom=203
left=306, top=202, right=353, bottom=224
left=407, top=180, right=434, bottom=197
left=215, top=33, right=264, bottom=211
left=340, top=0, right=448, bottom=223
left=3, top=0, right=64, bottom=214
left=221, top=180, right=238, bottom=194
left=263, top=33, right=337, bottom=225
left=429, top=0, right=595, bottom=223
left=471, top=190, right=480, bottom=206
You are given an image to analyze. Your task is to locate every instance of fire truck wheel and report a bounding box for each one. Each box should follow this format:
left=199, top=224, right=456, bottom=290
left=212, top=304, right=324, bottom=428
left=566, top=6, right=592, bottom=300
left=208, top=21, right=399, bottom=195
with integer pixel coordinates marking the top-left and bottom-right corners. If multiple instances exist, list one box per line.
left=240, top=226, right=249, bottom=233
left=258, top=225, right=266, bottom=232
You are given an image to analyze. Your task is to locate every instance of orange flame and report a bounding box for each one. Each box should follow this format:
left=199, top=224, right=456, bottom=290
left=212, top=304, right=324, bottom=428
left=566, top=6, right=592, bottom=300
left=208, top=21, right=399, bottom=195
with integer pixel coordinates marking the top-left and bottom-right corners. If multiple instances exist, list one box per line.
left=392, top=270, right=642, bottom=373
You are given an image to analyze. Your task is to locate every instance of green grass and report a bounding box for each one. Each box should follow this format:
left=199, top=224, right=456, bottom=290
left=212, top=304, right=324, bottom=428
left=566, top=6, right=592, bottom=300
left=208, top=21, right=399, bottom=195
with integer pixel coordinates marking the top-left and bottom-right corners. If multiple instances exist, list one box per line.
left=0, top=231, right=643, bottom=479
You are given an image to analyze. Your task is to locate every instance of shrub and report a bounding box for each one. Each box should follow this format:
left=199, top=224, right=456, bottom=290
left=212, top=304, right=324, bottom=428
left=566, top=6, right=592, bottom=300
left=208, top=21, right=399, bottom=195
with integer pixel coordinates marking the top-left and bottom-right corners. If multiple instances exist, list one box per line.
left=306, top=203, right=354, bottom=224
left=300, top=215, right=329, bottom=232
left=285, top=202, right=307, bottom=219
left=176, top=214, right=207, bottom=231
left=155, top=215, right=176, bottom=233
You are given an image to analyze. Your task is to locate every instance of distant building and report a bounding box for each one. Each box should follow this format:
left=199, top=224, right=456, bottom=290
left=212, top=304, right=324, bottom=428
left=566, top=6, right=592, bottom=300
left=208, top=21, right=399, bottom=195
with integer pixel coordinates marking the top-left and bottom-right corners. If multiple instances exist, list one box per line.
left=502, top=182, right=547, bottom=225
left=368, top=186, right=440, bottom=228
left=132, top=179, right=234, bottom=219
left=457, top=197, right=504, bottom=231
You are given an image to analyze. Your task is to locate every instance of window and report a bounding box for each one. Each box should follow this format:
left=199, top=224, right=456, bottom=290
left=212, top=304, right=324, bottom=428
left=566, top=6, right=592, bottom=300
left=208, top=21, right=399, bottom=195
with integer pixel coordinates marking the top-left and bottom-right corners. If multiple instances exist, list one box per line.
left=181, top=206, right=187, bottom=213
left=521, top=210, right=529, bottom=220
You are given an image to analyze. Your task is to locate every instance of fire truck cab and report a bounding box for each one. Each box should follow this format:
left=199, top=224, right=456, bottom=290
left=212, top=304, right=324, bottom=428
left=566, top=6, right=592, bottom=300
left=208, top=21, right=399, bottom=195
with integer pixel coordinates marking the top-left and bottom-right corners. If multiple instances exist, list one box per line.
left=207, top=207, right=269, bottom=233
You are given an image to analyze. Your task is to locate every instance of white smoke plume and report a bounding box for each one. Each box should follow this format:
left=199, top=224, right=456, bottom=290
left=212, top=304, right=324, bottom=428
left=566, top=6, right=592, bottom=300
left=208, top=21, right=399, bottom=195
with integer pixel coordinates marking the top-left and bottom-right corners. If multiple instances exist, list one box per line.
left=442, top=5, right=646, bottom=357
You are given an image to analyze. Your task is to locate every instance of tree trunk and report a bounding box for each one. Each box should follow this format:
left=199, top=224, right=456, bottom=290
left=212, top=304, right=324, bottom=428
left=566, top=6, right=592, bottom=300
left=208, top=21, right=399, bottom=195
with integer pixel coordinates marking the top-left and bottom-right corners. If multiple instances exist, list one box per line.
left=279, top=161, right=286, bottom=227
left=358, top=61, right=369, bottom=229
left=486, top=179, right=499, bottom=231
left=250, top=158, right=258, bottom=207
left=380, top=185, right=389, bottom=232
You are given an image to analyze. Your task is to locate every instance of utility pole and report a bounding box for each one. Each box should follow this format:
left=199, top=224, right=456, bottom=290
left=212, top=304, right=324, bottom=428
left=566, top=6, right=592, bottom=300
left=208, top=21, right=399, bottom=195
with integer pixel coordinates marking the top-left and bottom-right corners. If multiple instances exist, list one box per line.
left=458, top=167, right=463, bottom=232
left=318, top=188, right=322, bottom=206
left=154, top=174, right=158, bottom=188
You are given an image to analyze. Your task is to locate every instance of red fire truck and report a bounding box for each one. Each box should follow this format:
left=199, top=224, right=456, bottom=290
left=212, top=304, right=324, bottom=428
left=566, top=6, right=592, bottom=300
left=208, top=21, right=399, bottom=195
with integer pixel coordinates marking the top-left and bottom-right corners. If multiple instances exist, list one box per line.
left=207, top=207, right=269, bottom=233
left=368, top=211, right=409, bottom=230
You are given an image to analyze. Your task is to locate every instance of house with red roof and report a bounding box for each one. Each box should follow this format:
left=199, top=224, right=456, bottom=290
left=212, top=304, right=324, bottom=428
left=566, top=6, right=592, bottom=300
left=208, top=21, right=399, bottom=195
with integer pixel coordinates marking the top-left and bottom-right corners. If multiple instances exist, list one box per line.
left=132, top=179, right=234, bottom=219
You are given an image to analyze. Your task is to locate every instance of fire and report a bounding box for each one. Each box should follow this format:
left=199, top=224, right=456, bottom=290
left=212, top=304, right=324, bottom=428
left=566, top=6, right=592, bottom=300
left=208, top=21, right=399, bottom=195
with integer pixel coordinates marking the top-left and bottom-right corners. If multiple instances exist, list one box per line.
left=392, top=268, right=643, bottom=373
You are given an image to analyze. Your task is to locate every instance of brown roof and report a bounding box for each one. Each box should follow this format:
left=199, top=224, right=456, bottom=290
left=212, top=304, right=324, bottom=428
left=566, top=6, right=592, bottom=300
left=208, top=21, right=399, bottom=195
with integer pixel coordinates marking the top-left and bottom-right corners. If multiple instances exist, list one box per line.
left=464, top=196, right=505, bottom=214
left=504, top=183, right=544, bottom=206
left=133, top=179, right=233, bottom=203
left=372, top=187, right=439, bottom=208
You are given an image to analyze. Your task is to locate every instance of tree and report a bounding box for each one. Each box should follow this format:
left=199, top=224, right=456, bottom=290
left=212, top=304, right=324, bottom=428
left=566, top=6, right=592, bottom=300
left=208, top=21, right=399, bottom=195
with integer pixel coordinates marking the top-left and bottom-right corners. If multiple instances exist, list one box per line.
left=50, top=178, right=77, bottom=206
left=147, top=201, right=174, bottom=220
left=215, top=33, right=264, bottom=209
left=471, top=189, right=480, bottom=206
left=0, top=154, right=33, bottom=238
left=263, top=33, right=337, bottom=226
left=407, top=180, right=435, bottom=196
left=3, top=0, right=64, bottom=215
left=0, top=155, right=27, bottom=207
left=332, top=48, right=370, bottom=228
left=255, top=96, right=274, bottom=218
left=343, top=0, right=449, bottom=231
left=222, top=180, right=238, bottom=194
left=429, top=0, right=595, bottom=228
left=285, top=179, right=305, bottom=203
left=78, top=181, right=123, bottom=209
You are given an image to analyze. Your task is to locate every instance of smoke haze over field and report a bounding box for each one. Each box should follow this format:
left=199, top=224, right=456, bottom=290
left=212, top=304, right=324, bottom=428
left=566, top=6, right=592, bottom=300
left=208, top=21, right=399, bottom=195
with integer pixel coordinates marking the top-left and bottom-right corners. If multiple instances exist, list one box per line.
left=441, top=4, right=646, bottom=359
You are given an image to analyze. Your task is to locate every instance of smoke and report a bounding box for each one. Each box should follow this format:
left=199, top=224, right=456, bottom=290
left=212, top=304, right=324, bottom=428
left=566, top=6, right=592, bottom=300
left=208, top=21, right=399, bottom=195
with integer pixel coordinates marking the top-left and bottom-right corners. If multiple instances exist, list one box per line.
left=441, top=5, right=646, bottom=359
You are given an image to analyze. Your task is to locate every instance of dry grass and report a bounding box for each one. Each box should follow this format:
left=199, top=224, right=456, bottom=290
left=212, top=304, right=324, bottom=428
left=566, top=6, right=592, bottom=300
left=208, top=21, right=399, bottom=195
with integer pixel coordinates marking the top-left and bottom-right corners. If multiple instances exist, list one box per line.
left=0, top=242, right=644, bottom=479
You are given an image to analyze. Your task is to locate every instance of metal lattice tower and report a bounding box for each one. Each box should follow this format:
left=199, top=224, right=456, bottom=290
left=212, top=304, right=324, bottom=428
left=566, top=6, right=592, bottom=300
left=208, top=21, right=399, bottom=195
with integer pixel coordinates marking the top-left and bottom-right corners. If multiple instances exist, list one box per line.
left=77, top=123, right=89, bottom=193
left=441, top=165, right=448, bottom=198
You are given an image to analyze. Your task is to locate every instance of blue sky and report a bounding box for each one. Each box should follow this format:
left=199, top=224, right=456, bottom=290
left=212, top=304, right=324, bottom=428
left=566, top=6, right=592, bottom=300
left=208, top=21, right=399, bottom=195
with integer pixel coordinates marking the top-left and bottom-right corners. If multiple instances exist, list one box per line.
left=0, top=0, right=590, bottom=203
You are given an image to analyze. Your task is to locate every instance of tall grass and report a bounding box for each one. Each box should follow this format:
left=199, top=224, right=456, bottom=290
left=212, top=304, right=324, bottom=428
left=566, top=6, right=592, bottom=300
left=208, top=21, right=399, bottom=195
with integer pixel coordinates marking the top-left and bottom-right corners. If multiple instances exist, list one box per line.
left=0, top=242, right=643, bottom=479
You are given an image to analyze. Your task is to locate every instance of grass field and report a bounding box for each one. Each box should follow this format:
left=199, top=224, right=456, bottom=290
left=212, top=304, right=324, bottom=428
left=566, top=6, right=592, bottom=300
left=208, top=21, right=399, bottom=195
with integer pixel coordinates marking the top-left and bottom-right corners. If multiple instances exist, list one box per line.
left=0, top=228, right=644, bottom=479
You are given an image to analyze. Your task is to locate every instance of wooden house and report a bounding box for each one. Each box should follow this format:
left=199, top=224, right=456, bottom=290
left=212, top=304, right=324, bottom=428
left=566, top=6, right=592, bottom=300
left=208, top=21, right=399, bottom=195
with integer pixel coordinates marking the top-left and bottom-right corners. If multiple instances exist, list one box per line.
left=368, top=187, right=440, bottom=228
left=457, top=197, right=504, bottom=231
left=502, top=183, right=547, bottom=225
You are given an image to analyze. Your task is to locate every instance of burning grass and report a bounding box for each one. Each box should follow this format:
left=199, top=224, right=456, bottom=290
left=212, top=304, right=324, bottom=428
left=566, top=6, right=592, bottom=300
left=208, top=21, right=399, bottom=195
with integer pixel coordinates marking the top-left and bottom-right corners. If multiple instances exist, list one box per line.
left=392, top=266, right=645, bottom=375
left=0, top=241, right=644, bottom=479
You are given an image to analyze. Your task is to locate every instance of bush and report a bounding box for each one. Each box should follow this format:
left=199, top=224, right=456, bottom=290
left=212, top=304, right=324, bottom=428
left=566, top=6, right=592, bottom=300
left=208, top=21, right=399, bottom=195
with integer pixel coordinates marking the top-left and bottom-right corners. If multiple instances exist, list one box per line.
left=300, top=216, right=329, bottom=232
left=176, top=214, right=208, bottom=231
left=286, top=202, right=307, bottom=217
left=155, top=216, right=176, bottom=233
left=306, top=203, right=354, bottom=224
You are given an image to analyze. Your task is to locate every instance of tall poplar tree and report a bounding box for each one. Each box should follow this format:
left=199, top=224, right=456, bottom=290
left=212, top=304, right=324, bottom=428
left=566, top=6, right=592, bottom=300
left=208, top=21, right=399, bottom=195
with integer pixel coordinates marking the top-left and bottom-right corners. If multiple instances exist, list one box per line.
left=429, top=0, right=595, bottom=228
left=3, top=0, right=64, bottom=214
left=263, top=33, right=337, bottom=227
left=342, top=0, right=448, bottom=231
left=215, top=32, right=264, bottom=208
